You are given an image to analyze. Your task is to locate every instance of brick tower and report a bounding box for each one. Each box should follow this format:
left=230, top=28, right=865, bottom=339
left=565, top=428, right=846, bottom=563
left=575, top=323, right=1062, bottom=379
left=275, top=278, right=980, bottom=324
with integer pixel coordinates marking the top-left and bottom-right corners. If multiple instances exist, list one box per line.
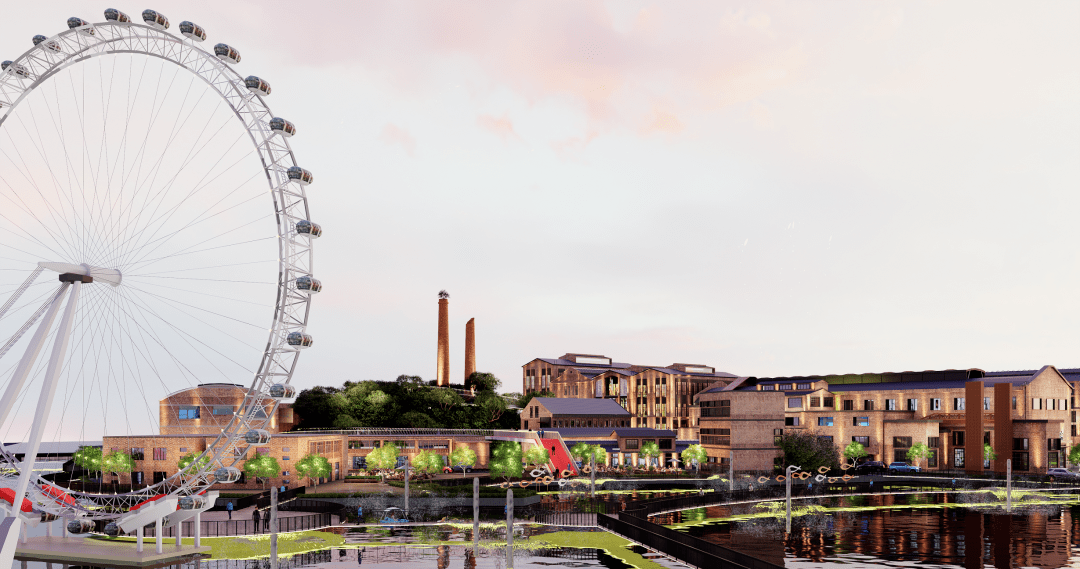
left=464, top=318, right=475, bottom=381
left=437, top=290, right=450, bottom=386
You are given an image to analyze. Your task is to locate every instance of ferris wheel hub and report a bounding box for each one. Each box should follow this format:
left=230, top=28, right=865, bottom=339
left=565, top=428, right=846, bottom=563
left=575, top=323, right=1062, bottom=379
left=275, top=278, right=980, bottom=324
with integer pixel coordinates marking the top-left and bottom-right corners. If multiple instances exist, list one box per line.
left=37, top=262, right=122, bottom=287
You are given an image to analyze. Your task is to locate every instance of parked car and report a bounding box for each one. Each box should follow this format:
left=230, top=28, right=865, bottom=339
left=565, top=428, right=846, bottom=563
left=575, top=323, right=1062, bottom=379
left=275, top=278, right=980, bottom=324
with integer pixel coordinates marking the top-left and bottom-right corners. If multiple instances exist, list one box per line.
left=855, top=461, right=886, bottom=475
left=888, top=462, right=921, bottom=474
left=1046, top=468, right=1078, bottom=482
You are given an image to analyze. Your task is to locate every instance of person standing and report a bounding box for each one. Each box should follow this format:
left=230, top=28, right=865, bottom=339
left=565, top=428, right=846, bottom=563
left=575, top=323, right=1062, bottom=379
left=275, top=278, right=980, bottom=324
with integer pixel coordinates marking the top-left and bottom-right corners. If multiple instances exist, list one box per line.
left=357, top=505, right=363, bottom=523
left=264, top=509, right=271, bottom=533
left=226, top=501, right=233, bottom=520
left=252, top=508, right=261, bottom=533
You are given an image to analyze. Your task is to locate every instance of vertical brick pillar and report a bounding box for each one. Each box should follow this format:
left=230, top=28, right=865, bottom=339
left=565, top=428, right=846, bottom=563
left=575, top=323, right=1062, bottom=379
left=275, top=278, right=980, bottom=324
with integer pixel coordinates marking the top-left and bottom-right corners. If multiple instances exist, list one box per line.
left=994, top=382, right=1012, bottom=474
left=437, top=297, right=449, bottom=387
left=464, top=318, right=475, bottom=381
left=965, top=381, right=984, bottom=474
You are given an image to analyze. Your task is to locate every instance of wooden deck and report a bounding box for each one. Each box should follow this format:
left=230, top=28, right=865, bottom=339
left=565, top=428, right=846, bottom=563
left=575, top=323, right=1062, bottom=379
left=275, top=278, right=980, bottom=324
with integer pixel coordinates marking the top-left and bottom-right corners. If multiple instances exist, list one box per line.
left=15, top=535, right=210, bottom=567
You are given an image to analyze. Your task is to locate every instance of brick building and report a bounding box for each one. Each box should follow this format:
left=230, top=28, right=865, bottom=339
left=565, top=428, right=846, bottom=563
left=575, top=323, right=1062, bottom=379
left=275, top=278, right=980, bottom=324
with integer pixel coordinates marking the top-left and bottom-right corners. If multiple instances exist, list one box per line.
left=696, top=389, right=785, bottom=472
left=547, top=427, right=681, bottom=468
left=726, top=365, right=1079, bottom=475
left=522, top=353, right=737, bottom=439
left=519, top=397, right=631, bottom=430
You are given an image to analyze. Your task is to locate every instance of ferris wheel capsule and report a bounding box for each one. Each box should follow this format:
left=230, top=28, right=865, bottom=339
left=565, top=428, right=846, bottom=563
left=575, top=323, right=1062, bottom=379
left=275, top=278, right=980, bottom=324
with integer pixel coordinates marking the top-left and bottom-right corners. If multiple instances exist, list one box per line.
left=287, top=167, right=313, bottom=185
left=244, top=429, right=272, bottom=444
left=66, top=519, right=95, bottom=534
left=286, top=332, right=313, bottom=348
left=33, top=35, right=62, bottom=52
left=295, top=220, right=322, bottom=239
left=67, top=17, right=94, bottom=35
left=1, top=62, right=31, bottom=79
left=214, top=43, right=241, bottom=65
left=104, top=9, right=131, bottom=22
left=269, top=383, right=297, bottom=399
left=245, top=76, right=271, bottom=97
left=269, top=117, right=296, bottom=137
left=179, top=21, right=206, bottom=42
left=103, top=522, right=120, bottom=537
left=142, top=10, right=170, bottom=30
left=179, top=495, right=207, bottom=510
left=214, top=467, right=242, bottom=484
left=295, top=276, right=322, bottom=294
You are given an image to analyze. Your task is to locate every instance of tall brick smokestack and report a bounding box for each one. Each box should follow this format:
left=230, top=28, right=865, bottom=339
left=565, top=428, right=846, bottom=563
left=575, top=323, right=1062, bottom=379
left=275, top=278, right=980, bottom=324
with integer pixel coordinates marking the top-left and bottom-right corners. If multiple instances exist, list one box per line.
left=465, top=318, right=475, bottom=381
left=437, top=291, right=449, bottom=387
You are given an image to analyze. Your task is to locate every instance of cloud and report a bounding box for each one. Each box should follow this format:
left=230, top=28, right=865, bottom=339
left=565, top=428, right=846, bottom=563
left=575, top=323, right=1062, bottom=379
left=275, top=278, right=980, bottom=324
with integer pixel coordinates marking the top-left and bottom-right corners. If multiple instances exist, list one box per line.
left=639, top=106, right=684, bottom=135
left=379, top=123, right=416, bottom=156
left=476, top=114, right=519, bottom=142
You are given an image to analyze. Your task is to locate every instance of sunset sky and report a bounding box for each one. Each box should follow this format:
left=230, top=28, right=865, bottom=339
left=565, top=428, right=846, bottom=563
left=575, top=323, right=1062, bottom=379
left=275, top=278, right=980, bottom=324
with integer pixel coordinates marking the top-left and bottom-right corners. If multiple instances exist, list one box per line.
left=2, top=1, right=1077, bottom=394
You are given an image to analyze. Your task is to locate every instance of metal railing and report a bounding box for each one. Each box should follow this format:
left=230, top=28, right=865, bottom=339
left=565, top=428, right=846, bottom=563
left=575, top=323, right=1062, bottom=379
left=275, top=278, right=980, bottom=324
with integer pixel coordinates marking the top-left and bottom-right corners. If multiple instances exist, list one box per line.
left=143, top=512, right=332, bottom=538
left=598, top=513, right=782, bottom=569
left=289, top=427, right=495, bottom=437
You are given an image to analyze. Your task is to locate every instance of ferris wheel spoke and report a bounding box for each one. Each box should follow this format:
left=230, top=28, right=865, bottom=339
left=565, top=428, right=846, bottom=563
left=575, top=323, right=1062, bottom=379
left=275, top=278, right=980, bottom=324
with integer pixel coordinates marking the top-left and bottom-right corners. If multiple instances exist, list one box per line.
left=108, top=55, right=154, bottom=259
left=124, top=235, right=277, bottom=275
left=35, top=76, right=93, bottom=261
left=0, top=207, right=78, bottom=264
left=122, top=282, right=267, bottom=335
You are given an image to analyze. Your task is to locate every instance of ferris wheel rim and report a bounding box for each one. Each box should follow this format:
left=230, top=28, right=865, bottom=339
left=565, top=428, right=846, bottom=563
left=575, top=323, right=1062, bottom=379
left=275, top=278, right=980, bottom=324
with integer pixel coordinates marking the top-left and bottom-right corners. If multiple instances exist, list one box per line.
left=0, top=18, right=314, bottom=519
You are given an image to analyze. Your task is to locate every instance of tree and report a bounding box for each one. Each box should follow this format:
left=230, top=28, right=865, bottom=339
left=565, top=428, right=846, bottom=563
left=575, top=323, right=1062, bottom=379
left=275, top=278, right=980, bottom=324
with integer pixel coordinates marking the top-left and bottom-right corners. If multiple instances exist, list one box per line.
left=290, top=386, right=341, bottom=430
left=906, top=442, right=931, bottom=468
left=1069, top=445, right=1080, bottom=470
left=570, top=442, right=606, bottom=466
left=411, top=450, right=445, bottom=477
left=74, top=446, right=103, bottom=492
left=983, top=443, right=997, bottom=465
left=449, top=447, right=477, bottom=477
left=639, top=441, right=660, bottom=469
left=243, top=454, right=280, bottom=489
left=476, top=390, right=507, bottom=424
left=102, top=450, right=135, bottom=487
left=517, top=390, right=555, bottom=408
left=775, top=430, right=841, bottom=474
left=843, top=441, right=868, bottom=467
left=524, top=447, right=550, bottom=473
left=489, top=441, right=522, bottom=481
left=466, top=372, right=501, bottom=393
left=681, top=444, right=708, bottom=472
left=178, top=452, right=210, bottom=476
left=365, top=444, right=401, bottom=477
left=295, top=454, right=332, bottom=491
left=431, top=388, right=464, bottom=412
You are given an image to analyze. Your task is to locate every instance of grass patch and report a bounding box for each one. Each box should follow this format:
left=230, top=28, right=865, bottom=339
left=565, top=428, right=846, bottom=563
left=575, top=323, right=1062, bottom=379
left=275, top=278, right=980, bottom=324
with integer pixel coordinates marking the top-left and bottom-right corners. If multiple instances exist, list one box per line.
left=533, top=530, right=667, bottom=569
left=92, top=530, right=345, bottom=560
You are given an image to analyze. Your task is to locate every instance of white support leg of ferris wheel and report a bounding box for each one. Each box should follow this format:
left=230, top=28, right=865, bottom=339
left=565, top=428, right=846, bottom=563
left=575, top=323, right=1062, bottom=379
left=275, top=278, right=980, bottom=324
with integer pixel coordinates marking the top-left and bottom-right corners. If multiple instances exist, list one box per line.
left=0, top=281, right=80, bottom=569
left=0, top=284, right=68, bottom=427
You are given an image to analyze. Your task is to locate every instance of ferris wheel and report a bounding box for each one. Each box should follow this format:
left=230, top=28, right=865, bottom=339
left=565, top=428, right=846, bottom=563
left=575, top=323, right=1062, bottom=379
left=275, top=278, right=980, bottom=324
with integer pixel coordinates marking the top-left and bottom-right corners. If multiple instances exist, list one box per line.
left=0, top=7, right=319, bottom=550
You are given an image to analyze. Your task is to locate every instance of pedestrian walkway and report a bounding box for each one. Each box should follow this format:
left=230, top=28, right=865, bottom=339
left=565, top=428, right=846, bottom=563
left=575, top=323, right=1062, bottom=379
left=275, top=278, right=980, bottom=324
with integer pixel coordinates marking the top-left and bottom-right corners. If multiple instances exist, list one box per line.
left=144, top=505, right=340, bottom=538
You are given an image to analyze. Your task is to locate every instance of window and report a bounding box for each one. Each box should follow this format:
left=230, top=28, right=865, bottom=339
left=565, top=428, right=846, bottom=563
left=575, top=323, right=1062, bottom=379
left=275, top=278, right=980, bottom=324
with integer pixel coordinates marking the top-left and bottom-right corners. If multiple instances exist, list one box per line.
left=824, top=397, right=835, bottom=408
left=213, top=406, right=234, bottom=416
left=701, top=429, right=730, bottom=446
left=153, top=448, right=166, bottom=461
left=720, top=400, right=730, bottom=417
left=1012, top=451, right=1029, bottom=471
left=953, top=448, right=965, bottom=468
left=895, top=449, right=911, bottom=463
left=931, top=398, right=941, bottom=411
left=852, top=436, right=870, bottom=446
left=1032, top=398, right=1042, bottom=410
left=780, top=384, right=792, bottom=391
left=893, top=437, right=912, bottom=448
left=820, top=435, right=833, bottom=442
left=153, top=471, right=167, bottom=484
left=818, top=417, right=834, bottom=427
left=906, top=399, right=918, bottom=411
left=797, top=383, right=811, bottom=390
left=1012, top=396, right=1017, bottom=410
left=178, top=406, right=199, bottom=419
left=928, top=450, right=938, bottom=468
left=886, top=399, right=897, bottom=411
left=624, top=439, right=639, bottom=450
left=864, top=400, right=874, bottom=411
left=1048, top=438, right=1062, bottom=451
left=954, top=398, right=965, bottom=411
left=774, top=429, right=784, bottom=445
left=133, top=471, right=144, bottom=485
left=928, top=437, right=940, bottom=448
left=130, top=448, right=145, bottom=461
left=282, top=456, right=290, bottom=461
left=282, top=471, right=290, bottom=477
left=810, top=397, right=821, bottom=407
left=787, top=398, right=803, bottom=409
left=952, top=431, right=965, bottom=447
left=179, top=448, right=188, bottom=453
left=1013, top=438, right=1028, bottom=450
left=659, top=439, right=673, bottom=450
left=1073, top=425, right=1077, bottom=437
left=761, top=385, right=775, bottom=391
left=257, top=447, right=270, bottom=455
left=785, top=417, right=800, bottom=426
left=853, top=416, right=869, bottom=427
left=843, top=400, right=854, bottom=411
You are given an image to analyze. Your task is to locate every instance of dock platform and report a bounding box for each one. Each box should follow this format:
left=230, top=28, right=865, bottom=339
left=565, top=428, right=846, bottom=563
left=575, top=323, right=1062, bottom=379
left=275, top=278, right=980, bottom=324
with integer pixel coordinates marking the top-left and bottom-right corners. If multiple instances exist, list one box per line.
left=15, top=535, right=210, bottom=567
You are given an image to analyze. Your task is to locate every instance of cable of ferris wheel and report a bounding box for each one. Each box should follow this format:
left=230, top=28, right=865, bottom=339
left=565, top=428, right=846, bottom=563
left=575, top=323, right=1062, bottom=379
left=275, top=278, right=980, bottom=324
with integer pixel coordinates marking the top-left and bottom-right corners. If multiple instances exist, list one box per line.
left=0, top=265, right=42, bottom=322
left=0, top=285, right=60, bottom=364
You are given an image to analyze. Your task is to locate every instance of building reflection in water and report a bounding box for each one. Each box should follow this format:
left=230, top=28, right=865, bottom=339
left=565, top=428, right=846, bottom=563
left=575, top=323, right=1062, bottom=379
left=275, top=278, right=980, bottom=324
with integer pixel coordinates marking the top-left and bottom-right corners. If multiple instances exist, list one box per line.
left=682, top=493, right=1080, bottom=569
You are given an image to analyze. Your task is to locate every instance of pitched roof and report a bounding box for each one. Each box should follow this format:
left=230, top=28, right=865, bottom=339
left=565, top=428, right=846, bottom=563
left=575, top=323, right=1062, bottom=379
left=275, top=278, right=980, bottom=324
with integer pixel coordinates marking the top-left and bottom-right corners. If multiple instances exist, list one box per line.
left=612, top=428, right=676, bottom=437
left=534, top=398, right=631, bottom=416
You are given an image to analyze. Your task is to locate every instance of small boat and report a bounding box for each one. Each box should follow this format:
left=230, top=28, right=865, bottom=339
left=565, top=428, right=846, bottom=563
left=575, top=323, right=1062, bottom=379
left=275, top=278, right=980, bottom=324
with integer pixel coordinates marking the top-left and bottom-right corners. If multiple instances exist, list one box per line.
left=379, top=506, right=409, bottom=525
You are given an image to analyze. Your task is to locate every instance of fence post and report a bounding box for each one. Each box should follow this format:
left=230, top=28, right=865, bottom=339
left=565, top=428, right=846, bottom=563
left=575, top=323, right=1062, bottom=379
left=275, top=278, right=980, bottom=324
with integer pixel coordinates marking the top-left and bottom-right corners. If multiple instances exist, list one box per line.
left=404, top=456, right=410, bottom=519
left=506, top=488, right=514, bottom=568
left=785, top=465, right=799, bottom=534
left=590, top=453, right=596, bottom=498
left=729, top=457, right=734, bottom=493
left=270, top=485, right=279, bottom=569
left=473, top=477, right=479, bottom=553
left=1006, top=458, right=1012, bottom=513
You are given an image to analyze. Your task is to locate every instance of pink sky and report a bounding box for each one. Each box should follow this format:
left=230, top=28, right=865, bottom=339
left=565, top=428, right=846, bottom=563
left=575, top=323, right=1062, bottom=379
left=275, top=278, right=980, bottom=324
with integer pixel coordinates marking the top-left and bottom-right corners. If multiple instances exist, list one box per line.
left=0, top=1, right=1077, bottom=400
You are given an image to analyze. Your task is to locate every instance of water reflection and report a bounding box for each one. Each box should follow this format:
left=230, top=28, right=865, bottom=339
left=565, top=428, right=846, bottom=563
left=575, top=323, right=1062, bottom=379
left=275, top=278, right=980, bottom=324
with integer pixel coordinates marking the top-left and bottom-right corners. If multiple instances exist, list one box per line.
left=673, top=492, right=1080, bottom=568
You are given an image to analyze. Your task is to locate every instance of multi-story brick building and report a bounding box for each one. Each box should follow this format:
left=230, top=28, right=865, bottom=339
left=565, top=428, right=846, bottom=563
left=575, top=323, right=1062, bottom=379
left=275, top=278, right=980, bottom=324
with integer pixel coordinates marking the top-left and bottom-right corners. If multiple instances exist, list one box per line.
left=548, top=427, right=681, bottom=468
left=519, top=397, right=631, bottom=430
left=696, top=389, right=785, bottom=472
left=721, top=365, right=1079, bottom=475
left=522, top=353, right=737, bottom=439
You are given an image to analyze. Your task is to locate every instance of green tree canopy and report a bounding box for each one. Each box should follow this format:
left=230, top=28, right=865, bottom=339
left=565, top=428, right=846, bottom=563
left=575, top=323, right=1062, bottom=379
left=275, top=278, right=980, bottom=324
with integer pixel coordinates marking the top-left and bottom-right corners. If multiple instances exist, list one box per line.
left=570, top=442, right=606, bottom=465
left=906, top=442, right=931, bottom=467
left=243, top=454, right=280, bottom=488
left=489, top=441, right=522, bottom=481
left=843, top=441, right=868, bottom=466
left=295, top=454, right=331, bottom=484
left=466, top=372, right=501, bottom=393
left=638, top=441, right=660, bottom=467
left=775, top=430, right=841, bottom=474
left=476, top=390, right=507, bottom=423
left=365, top=444, right=401, bottom=471
left=74, top=446, right=103, bottom=475
left=681, top=444, right=708, bottom=468
left=983, top=443, right=997, bottom=462
left=178, top=452, right=210, bottom=475
left=431, top=388, right=464, bottom=411
left=1069, top=445, right=1080, bottom=469
left=524, top=447, right=550, bottom=469
left=103, top=450, right=135, bottom=475
left=411, top=450, right=445, bottom=475
left=449, top=447, right=477, bottom=476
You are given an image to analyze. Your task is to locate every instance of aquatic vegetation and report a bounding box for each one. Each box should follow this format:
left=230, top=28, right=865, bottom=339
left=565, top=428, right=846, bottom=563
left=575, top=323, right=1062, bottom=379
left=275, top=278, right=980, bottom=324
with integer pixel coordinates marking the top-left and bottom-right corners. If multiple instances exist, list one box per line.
left=94, top=530, right=345, bottom=560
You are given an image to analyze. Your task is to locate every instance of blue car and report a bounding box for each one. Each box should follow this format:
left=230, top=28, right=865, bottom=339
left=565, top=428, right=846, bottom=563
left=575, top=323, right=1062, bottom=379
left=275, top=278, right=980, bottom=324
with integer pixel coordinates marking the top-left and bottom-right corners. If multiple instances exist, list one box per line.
left=888, top=462, right=921, bottom=474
